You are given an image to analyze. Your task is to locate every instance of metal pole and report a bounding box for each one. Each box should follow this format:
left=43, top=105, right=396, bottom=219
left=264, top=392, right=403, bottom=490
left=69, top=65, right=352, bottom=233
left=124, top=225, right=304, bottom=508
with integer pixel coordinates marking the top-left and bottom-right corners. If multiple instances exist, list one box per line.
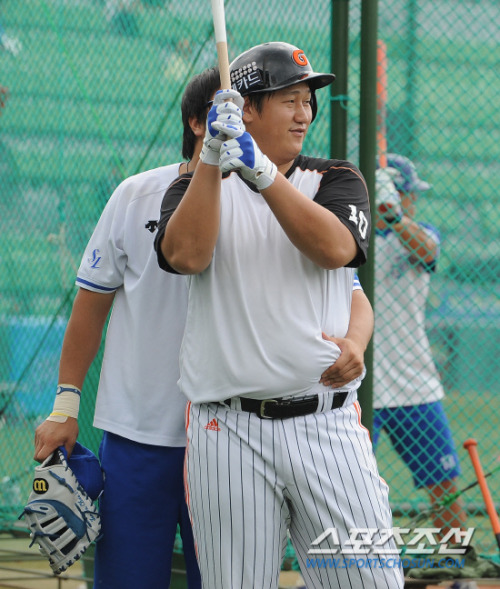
left=330, top=0, right=349, bottom=159
left=357, top=0, right=379, bottom=433
left=405, top=0, right=417, bottom=156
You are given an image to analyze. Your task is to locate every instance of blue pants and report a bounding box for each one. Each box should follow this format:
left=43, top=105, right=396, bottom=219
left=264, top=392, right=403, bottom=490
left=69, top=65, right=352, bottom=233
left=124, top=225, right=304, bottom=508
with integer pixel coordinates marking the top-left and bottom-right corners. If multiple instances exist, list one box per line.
left=373, top=401, right=461, bottom=488
left=93, top=432, right=201, bottom=589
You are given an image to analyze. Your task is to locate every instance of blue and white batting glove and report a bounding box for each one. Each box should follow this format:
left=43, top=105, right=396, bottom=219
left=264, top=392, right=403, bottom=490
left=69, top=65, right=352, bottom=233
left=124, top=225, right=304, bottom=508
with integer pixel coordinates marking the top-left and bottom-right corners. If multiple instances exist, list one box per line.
left=219, top=132, right=277, bottom=191
left=200, top=89, right=245, bottom=166
left=375, top=167, right=402, bottom=223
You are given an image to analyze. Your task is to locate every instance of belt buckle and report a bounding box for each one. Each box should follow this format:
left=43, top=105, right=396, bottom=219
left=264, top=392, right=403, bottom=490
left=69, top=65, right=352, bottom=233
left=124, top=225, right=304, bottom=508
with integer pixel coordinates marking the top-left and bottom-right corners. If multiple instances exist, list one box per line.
left=259, top=399, right=279, bottom=419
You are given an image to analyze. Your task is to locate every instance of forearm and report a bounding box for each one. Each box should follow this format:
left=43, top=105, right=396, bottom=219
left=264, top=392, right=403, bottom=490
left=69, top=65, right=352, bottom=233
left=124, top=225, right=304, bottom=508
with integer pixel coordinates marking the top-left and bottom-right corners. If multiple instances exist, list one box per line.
left=261, top=173, right=358, bottom=268
left=58, top=324, right=101, bottom=390
left=320, top=289, right=373, bottom=387
left=346, top=289, right=374, bottom=351
left=392, top=215, right=438, bottom=263
left=58, top=289, right=114, bottom=388
left=35, top=288, right=113, bottom=461
left=162, top=163, right=221, bottom=274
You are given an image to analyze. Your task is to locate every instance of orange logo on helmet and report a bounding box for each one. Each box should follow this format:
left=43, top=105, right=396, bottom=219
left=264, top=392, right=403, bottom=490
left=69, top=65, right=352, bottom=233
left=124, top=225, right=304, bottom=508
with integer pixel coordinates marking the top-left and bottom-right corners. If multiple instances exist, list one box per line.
left=292, top=49, right=308, bottom=67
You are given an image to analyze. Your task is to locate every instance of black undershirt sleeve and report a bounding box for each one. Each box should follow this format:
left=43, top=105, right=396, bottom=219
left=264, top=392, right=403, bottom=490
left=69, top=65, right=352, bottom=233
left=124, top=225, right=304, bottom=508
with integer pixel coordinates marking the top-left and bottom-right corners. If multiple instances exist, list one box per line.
left=154, top=173, right=191, bottom=273
left=313, top=161, right=371, bottom=267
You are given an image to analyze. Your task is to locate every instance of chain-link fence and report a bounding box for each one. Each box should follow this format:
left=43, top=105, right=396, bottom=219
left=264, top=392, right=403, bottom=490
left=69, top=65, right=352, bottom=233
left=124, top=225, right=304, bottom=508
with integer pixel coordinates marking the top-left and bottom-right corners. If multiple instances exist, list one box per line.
left=0, top=0, right=498, bottom=568
left=368, top=0, right=499, bottom=558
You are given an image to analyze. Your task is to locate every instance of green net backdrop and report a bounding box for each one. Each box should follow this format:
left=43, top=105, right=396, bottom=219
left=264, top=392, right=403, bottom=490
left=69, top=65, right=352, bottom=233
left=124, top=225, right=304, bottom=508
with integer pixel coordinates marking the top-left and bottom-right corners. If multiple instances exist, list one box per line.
left=1, top=0, right=498, bottom=559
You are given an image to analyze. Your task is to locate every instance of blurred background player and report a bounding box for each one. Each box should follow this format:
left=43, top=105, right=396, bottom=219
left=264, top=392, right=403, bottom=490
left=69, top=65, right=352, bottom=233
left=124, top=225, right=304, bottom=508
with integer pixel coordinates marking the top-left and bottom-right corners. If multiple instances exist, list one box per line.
left=373, top=154, right=467, bottom=535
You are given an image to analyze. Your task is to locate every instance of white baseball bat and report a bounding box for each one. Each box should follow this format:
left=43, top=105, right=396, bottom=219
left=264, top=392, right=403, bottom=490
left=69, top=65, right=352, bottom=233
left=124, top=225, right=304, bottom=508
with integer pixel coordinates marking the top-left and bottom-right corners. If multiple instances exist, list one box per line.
left=210, top=0, right=231, bottom=89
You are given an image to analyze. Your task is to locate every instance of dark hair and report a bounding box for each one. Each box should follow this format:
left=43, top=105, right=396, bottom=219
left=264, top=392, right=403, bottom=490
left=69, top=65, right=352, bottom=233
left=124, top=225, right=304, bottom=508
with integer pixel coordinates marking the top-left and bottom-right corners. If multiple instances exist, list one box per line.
left=245, top=91, right=273, bottom=114
left=181, top=66, right=220, bottom=160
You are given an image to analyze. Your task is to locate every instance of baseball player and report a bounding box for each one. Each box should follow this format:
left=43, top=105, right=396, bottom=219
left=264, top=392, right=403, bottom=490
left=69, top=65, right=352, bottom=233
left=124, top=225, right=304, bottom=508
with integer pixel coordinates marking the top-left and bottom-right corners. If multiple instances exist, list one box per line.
left=156, top=42, right=403, bottom=589
left=31, top=67, right=227, bottom=589
left=32, top=64, right=372, bottom=588
left=373, top=155, right=466, bottom=534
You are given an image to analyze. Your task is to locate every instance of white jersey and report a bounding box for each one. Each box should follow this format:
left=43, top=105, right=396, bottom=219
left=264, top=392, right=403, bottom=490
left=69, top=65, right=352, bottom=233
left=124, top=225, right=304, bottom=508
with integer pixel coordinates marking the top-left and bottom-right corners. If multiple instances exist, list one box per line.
left=373, top=223, right=444, bottom=408
left=157, top=156, right=371, bottom=403
left=76, top=164, right=189, bottom=446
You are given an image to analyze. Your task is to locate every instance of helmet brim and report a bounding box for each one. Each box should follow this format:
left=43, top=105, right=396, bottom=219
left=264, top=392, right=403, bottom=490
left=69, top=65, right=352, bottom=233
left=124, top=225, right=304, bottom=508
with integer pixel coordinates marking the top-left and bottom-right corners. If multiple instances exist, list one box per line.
left=413, top=179, right=432, bottom=192
left=304, top=72, right=336, bottom=90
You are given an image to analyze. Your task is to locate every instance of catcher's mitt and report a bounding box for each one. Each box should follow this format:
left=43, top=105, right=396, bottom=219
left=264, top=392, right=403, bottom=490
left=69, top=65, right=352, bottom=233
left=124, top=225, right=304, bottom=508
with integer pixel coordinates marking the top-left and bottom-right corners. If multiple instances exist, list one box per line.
left=20, top=446, right=102, bottom=575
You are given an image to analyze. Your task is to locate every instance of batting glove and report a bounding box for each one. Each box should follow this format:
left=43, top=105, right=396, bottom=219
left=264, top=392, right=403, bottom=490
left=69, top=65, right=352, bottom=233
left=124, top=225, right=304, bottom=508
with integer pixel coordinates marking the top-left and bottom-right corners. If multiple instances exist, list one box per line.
left=375, top=167, right=403, bottom=223
left=219, top=132, right=277, bottom=191
left=200, top=89, right=245, bottom=166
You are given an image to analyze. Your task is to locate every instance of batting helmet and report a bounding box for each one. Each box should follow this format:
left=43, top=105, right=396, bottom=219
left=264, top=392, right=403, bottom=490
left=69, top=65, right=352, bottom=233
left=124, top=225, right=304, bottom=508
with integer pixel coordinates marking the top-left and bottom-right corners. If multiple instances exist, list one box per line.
left=229, top=42, right=335, bottom=120
left=386, top=153, right=432, bottom=193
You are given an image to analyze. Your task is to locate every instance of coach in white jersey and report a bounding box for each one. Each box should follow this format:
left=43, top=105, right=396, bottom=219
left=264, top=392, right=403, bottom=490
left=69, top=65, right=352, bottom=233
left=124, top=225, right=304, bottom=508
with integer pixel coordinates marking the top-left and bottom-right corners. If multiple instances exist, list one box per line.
left=156, top=42, right=403, bottom=589
left=31, top=68, right=229, bottom=589
left=373, top=156, right=466, bottom=534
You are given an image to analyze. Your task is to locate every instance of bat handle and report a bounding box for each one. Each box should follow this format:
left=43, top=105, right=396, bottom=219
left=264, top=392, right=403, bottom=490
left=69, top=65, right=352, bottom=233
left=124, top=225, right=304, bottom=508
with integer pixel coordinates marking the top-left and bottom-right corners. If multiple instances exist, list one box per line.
left=464, top=438, right=500, bottom=550
left=216, top=41, right=231, bottom=90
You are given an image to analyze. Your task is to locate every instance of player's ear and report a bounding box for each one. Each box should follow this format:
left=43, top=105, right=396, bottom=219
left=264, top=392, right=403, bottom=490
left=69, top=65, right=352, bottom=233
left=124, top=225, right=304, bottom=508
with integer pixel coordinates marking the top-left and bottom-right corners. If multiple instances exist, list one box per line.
left=189, top=115, right=205, bottom=138
left=242, top=96, right=254, bottom=124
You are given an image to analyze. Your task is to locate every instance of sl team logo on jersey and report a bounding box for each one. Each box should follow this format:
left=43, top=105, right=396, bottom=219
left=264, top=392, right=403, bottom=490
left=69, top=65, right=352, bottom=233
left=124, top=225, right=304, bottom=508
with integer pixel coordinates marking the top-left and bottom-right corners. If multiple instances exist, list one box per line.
left=33, top=478, right=48, bottom=494
left=88, top=249, right=101, bottom=269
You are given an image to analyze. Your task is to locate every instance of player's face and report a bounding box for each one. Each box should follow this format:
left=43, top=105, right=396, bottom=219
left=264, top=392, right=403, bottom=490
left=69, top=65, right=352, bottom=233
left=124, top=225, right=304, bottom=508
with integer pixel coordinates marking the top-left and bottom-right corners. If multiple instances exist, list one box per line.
left=245, top=82, right=313, bottom=173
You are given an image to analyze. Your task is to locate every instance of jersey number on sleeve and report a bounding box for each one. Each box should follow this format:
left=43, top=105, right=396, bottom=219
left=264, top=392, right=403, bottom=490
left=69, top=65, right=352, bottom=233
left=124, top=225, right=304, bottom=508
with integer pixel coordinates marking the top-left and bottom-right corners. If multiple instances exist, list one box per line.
left=348, top=205, right=369, bottom=240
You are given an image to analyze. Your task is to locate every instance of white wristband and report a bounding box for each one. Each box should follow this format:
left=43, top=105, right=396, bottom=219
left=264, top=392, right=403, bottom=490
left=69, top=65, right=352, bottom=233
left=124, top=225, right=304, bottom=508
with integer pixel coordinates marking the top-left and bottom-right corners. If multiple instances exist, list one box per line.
left=47, top=384, right=81, bottom=423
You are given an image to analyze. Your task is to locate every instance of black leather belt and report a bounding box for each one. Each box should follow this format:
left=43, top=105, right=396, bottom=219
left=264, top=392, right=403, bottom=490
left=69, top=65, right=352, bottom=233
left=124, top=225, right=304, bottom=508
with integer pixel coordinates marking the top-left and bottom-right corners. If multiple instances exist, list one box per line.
left=223, top=392, right=348, bottom=420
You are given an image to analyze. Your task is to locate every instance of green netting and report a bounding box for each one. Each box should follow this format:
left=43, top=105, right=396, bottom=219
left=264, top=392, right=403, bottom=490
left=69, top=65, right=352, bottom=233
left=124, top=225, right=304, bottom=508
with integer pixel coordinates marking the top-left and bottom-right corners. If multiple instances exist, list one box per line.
left=365, top=0, right=499, bottom=558
left=0, top=0, right=498, bottom=567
